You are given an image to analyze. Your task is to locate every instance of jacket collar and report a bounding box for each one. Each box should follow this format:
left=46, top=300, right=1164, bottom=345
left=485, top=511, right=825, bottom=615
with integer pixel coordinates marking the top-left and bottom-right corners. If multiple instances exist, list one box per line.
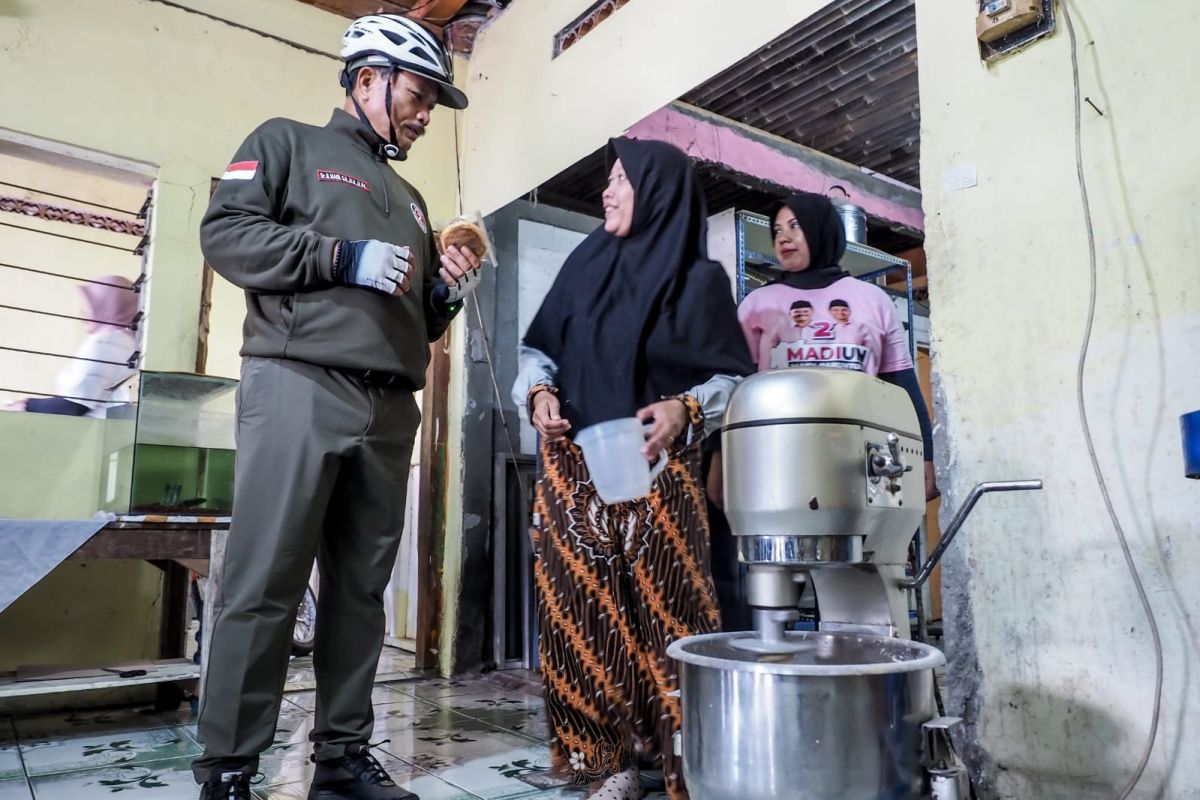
left=326, top=108, right=387, bottom=159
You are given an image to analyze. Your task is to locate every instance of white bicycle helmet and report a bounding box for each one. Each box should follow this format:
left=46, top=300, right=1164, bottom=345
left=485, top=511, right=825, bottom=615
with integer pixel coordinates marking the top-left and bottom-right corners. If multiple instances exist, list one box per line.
left=340, top=14, right=468, bottom=110
left=340, top=14, right=467, bottom=159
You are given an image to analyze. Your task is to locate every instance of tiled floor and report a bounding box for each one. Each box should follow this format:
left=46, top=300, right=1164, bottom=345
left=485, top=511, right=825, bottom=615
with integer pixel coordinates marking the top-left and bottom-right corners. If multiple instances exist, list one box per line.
left=0, top=648, right=645, bottom=800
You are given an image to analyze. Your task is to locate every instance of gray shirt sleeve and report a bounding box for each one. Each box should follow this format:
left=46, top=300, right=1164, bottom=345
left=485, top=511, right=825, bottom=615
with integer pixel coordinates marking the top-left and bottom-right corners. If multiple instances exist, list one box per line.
left=511, top=346, right=739, bottom=437
left=511, top=345, right=558, bottom=410
left=687, top=374, right=742, bottom=437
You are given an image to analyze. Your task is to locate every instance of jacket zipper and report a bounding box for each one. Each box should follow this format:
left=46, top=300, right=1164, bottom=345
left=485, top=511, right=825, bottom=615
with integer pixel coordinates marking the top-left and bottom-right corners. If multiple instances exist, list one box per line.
left=375, top=158, right=391, bottom=217
left=283, top=294, right=301, bottom=356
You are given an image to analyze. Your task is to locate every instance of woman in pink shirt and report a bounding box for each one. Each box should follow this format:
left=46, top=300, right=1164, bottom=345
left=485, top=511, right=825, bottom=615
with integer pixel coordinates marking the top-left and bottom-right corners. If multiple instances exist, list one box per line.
left=710, top=192, right=937, bottom=503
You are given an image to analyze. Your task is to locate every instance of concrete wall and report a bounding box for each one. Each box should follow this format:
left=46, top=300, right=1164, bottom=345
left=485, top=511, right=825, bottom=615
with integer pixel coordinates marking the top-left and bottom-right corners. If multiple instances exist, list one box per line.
left=917, top=1, right=1200, bottom=796
left=705, top=209, right=749, bottom=309
left=460, top=0, right=825, bottom=216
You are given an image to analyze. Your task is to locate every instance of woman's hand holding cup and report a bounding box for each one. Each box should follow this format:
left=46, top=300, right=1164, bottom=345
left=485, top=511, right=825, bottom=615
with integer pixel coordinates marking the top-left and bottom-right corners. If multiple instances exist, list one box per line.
left=636, top=398, right=688, bottom=461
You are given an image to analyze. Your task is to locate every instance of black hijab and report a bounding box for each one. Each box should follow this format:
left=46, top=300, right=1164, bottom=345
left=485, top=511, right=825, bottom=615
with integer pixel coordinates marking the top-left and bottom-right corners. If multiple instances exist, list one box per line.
left=768, top=191, right=851, bottom=290
left=522, top=137, right=754, bottom=433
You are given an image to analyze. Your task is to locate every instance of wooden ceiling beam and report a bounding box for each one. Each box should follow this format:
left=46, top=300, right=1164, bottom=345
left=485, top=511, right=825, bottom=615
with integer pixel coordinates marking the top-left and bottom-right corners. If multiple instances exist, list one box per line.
left=292, top=0, right=468, bottom=26
left=293, top=0, right=414, bottom=18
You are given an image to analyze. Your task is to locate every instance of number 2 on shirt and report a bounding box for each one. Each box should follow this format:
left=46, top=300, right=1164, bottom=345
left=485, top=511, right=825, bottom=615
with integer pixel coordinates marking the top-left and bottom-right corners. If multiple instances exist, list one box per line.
left=810, top=321, right=836, bottom=339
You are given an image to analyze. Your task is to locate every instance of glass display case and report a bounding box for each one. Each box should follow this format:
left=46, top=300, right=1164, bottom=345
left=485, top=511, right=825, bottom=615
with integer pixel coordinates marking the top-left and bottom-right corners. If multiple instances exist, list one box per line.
left=99, top=371, right=237, bottom=515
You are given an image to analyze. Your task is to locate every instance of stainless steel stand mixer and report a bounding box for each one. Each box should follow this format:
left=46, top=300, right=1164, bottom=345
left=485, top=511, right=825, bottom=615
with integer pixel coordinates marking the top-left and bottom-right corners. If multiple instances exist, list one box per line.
left=667, top=368, right=1041, bottom=800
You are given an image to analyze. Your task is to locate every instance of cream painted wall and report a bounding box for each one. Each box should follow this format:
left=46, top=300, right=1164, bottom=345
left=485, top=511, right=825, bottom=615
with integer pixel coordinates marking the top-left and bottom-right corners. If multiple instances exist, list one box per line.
left=0, top=413, right=110, bottom=519
left=0, top=560, right=165, bottom=677
left=460, top=0, right=826, bottom=216
left=917, top=1, right=1200, bottom=796
left=0, top=413, right=162, bottom=673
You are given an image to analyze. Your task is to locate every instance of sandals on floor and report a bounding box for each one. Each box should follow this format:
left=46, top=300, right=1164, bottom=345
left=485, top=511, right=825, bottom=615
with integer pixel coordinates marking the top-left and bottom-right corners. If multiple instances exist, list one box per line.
left=588, top=767, right=646, bottom=800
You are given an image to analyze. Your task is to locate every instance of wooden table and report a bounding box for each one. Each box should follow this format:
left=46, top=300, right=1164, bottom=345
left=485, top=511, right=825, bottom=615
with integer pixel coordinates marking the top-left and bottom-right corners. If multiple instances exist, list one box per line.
left=0, top=516, right=228, bottom=705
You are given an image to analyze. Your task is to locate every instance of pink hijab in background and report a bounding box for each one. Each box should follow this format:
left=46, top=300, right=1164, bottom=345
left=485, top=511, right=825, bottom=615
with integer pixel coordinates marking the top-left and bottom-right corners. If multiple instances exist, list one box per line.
left=80, top=275, right=138, bottom=332
left=54, top=275, right=139, bottom=411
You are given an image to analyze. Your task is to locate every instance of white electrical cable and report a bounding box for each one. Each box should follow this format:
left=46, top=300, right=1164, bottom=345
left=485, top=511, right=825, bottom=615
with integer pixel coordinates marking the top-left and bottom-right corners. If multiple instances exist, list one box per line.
left=452, top=107, right=529, bottom=503
left=470, top=294, right=529, bottom=503
left=1060, top=4, right=1164, bottom=797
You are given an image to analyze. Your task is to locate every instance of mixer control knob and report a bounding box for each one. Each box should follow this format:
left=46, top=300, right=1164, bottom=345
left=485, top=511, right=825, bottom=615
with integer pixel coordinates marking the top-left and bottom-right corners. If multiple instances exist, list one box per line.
left=869, top=433, right=909, bottom=480
left=888, top=433, right=912, bottom=472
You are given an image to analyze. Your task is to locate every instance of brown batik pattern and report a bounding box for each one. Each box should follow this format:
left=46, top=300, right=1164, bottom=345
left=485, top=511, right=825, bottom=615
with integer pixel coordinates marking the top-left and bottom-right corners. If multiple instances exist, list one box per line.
left=531, top=395, right=720, bottom=799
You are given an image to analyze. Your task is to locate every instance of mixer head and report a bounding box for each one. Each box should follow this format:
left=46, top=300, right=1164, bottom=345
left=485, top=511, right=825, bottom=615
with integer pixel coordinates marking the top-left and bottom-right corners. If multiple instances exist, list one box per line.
left=722, top=368, right=925, bottom=562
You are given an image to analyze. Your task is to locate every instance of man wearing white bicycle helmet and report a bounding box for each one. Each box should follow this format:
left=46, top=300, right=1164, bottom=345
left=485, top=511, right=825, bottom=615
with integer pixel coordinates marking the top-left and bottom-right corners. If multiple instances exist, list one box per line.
left=341, top=13, right=468, bottom=157
left=193, top=14, right=477, bottom=800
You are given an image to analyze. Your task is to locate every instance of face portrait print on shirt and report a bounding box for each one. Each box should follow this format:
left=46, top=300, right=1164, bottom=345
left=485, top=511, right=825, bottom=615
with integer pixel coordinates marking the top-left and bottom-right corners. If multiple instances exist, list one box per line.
left=743, top=275, right=910, bottom=377
left=771, top=296, right=870, bottom=370
left=778, top=300, right=814, bottom=342
left=828, top=299, right=870, bottom=346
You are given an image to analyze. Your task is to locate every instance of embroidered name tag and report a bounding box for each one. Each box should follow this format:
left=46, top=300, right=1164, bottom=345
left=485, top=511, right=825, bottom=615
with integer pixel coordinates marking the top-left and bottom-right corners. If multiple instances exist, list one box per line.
left=317, top=170, right=370, bottom=192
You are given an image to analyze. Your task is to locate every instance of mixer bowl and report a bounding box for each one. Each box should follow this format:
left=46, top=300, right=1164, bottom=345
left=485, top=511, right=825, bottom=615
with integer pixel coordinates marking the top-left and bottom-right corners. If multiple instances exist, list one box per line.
left=667, top=631, right=944, bottom=800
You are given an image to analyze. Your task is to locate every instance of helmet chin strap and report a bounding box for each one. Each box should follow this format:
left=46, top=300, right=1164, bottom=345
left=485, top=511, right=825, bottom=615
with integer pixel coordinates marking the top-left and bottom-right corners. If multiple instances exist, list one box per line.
left=347, top=67, right=407, bottom=162
left=382, top=69, right=406, bottom=161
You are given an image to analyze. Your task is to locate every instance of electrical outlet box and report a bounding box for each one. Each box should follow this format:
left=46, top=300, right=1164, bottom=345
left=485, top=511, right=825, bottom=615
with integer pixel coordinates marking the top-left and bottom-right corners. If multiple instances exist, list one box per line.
left=978, top=0, right=1056, bottom=61
left=977, top=0, right=1043, bottom=43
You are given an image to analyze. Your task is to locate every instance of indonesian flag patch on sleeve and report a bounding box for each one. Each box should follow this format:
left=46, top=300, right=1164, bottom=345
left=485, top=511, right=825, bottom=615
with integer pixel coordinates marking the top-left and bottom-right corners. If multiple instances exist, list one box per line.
left=221, top=160, right=259, bottom=181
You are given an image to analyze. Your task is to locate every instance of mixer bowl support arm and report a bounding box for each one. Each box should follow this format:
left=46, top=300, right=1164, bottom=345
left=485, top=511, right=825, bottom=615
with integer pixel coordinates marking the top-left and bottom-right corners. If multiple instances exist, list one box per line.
left=901, top=480, right=1043, bottom=589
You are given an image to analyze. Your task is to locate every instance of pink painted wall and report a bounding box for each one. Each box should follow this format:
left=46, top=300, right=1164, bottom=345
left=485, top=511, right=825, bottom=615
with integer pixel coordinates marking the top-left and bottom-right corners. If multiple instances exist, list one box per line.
left=627, top=105, right=924, bottom=232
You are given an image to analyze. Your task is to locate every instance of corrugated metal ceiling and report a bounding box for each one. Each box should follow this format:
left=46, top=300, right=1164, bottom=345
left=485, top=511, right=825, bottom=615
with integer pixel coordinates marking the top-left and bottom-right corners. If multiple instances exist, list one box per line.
left=537, top=0, right=922, bottom=252
left=684, top=0, right=919, bottom=187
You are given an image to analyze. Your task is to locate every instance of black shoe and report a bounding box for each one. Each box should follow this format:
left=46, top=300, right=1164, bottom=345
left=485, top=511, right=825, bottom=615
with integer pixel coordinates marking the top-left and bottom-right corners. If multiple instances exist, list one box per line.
left=639, top=769, right=666, bottom=792
left=199, top=771, right=253, bottom=799
left=308, top=741, right=417, bottom=800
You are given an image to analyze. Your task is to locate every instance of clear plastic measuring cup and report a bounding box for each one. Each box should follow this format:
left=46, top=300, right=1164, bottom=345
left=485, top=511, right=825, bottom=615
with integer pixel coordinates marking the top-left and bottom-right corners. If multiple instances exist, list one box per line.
left=574, top=417, right=669, bottom=504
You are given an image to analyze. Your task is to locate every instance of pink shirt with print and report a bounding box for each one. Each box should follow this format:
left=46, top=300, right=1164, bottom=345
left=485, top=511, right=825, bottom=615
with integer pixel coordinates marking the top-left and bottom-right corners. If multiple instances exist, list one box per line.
left=738, top=276, right=911, bottom=375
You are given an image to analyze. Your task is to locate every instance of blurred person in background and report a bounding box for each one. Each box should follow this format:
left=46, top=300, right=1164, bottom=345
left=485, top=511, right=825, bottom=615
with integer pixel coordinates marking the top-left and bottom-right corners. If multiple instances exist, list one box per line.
left=3, top=275, right=138, bottom=416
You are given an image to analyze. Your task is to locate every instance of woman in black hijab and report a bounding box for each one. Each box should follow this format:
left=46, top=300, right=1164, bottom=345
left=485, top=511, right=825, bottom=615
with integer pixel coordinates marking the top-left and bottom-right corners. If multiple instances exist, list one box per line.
left=513, top=138, right=753, bottom=800
left=723, top=191, right=937, bottom=499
